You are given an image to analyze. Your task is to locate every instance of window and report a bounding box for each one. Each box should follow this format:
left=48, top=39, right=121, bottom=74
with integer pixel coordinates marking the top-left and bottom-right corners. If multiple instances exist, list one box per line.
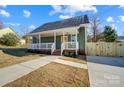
left=71, top=35, right=76, bottom=42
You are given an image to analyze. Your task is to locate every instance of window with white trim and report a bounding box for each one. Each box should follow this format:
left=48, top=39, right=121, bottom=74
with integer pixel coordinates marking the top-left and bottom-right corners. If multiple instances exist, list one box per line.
left=71, top=35, right=76, bottom=42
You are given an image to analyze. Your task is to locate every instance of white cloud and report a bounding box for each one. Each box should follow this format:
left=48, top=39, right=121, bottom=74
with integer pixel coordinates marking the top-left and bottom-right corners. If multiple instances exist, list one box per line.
left=119, top=16, right=124, bottom=22
left=49, top=5, right=97, bottom=19
left=5, top=22, right=20, bottom=26
left=49, top=5, right=62, bottom=15
left=0, top=9, right=10, bottom=17
left=111, top=24, right=117, bottom=30
left=23, top=10, right=31, bottom=18
left=16, top=23, right=20, bottom=26
left=117, top=20, right=120, bottom=23
left=64, top=5, right=97, bottom=15
left=106, top=16, right=114, bottom=22
left=119, top=5, right=124, bottom=9
left=0, top=5, right=7, bottom=8
left=29, top=25, right=36, bottom=30
left=59, top=15, right=71, bottom=19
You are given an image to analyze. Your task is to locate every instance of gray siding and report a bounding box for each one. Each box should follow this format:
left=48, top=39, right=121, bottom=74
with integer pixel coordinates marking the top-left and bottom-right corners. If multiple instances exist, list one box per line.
left=56, top=36, right=61, bottom=49
left=40, top=36, right=54, bottom=43
left=78, top=27, right=85, bottom=50
left=32, top=35, right=39, bottom=43
left=68, top=35, right=71, bottom=42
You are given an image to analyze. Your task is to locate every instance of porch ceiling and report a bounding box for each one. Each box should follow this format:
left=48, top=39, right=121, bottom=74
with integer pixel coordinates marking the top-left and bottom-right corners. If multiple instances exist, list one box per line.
left=29, top=27, right=79, bottom=37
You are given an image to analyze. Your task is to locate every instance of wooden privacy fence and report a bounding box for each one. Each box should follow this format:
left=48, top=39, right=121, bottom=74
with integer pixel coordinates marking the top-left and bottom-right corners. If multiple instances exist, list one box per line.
left=86, top=42, right=124, bottom=57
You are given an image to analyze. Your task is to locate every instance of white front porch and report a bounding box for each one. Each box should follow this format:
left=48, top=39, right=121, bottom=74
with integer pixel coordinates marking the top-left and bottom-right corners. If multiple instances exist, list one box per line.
left=28, top=26, right=87, bottom=55
left=28, top=42, right=79, bottom=55
left=28, top=43, right=56, bottom=54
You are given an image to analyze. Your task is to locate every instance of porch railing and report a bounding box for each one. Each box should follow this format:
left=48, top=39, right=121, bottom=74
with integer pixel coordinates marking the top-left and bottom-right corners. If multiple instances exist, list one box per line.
left=51, top=43, right=55, bottom=54
left=28, top=43, right=55, bottom=50
left=61, top=42, right=79, bottom=55
left=28, top=43, right=39, bottom=49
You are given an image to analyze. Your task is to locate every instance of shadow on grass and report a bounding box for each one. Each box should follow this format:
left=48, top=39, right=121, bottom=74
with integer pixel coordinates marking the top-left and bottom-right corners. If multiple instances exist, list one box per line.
left=0, top=48, right=39, bottom=57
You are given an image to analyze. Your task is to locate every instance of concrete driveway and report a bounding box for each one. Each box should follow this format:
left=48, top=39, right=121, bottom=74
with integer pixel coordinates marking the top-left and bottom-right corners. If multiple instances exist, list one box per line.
left=87, top=56, right=124, bottom=87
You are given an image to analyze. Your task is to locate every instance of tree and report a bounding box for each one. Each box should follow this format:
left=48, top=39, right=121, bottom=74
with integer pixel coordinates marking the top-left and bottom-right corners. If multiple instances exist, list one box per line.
left=19, top=25, right=30, bottom=36
left=19, top=25, right=31, bottom=44
left=0, top=33, right=19, bottom=46
left=103, top=26, right=117, bottom=42
left=90, top=15, right=101, bottom=42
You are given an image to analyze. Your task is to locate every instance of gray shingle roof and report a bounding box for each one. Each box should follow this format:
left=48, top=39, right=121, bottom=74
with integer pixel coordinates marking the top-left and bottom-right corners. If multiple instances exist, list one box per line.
left=31, top=15, right=89, bottom=33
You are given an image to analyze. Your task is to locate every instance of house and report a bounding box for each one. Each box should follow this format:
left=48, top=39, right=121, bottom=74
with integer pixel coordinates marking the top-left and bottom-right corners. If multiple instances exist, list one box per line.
left=20, top=39, right=26, bottom=45
left=28, top=15, right=90, bottom=56
left=0, top=27, right=26, bottom=45
left=117, top=36, right=124, bottom=42
left=0, top=27, right=19, bottom=38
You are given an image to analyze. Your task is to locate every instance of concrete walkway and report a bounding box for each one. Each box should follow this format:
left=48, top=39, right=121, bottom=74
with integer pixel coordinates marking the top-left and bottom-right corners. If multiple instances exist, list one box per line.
left=87, top=56, right=124, bottom=87
left=0, top=56, right=87, bottom=86
left=54, top=59, right=87, bottom=69
left=0, top=56, right=59, bottom=86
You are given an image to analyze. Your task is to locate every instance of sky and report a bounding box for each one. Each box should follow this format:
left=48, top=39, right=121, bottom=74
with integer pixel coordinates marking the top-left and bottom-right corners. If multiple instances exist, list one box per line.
left=0, top=5, right=124, bottom=36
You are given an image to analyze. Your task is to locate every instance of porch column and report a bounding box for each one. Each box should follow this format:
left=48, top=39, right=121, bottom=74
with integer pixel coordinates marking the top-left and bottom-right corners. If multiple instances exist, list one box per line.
left=75, top=29, right=78, bottom=55
left=54, top=32, right=56, bottom=49
left=62, top=31, right=65, bottom=47
left=61, top=31, right=65, bottom=56
left=39, top=34, right=41, bottom=49
left=62, top=31, right=65, bottom=43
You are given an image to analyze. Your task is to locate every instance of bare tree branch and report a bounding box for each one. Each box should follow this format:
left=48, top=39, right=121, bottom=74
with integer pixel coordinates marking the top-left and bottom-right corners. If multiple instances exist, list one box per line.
left=19, top=25, right=30, bottom=36
left=90, top=15, right=101, bottom=42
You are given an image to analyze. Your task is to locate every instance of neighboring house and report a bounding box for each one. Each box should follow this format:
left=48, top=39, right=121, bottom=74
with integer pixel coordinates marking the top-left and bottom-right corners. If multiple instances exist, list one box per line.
left=28, top=15, right=90, bottom=55
left=117, top=36, right=124, bottom=42
left=20, top=39, right=26, bottom=45
left=0, top=27, right=19, bottom=38
left=0, top=27, right=26, bottom=45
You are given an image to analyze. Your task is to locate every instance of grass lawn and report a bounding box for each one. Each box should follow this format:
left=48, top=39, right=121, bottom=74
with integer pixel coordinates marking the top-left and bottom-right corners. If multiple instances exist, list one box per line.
left=59, top=56, right=87, bottom=64
left=0, top=44, right=28, bottom=48
left=4, top=62, right=89, bottom=87
left=0, top=44, right=16, bottom=48
left=0, top=49, right=45, bottom=68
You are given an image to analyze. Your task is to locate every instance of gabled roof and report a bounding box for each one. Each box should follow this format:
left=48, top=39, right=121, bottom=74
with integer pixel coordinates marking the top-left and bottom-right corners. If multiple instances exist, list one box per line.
left=118, top=36, right=124, bottom=39
left=31, top=15, right=89, bottom=33
left=0, top=27, right=21, bottom=39
left=117, top=36, right=124, bottom=41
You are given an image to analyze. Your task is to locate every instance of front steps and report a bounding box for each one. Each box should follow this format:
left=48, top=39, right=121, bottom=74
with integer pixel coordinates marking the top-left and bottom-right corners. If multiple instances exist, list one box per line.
left=52, top=49, right=78, bottom=56
left=52, top=49, right=61, bottom=55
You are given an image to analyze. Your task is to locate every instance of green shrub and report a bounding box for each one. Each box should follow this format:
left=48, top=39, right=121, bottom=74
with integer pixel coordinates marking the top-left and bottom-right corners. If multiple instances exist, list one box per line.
left=0, top=33, right=19, bottom=46
left=63, top=51, right=77, bottom=58
left=64, top=51, right=69, bottom=57
left=103, top=26, right=117, bottom=42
